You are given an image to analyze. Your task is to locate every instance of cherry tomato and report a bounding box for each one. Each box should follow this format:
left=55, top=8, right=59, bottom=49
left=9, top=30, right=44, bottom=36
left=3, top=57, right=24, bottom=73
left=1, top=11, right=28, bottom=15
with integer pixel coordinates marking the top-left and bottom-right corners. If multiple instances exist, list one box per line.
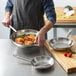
left=64, top=53, right=67, bottom=57
left=68, top=53, right=72, bottom=57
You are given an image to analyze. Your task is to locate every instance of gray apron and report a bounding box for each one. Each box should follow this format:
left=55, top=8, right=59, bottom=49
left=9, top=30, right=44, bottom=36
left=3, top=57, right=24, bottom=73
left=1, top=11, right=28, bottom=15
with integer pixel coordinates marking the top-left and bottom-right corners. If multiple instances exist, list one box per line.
left=11, top=0, right=44, bottom=33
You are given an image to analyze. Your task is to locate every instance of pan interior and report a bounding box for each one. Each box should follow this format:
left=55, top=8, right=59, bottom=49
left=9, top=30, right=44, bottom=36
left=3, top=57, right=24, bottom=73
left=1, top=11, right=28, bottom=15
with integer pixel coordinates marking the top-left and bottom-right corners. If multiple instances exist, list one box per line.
left=10, top=29, right=38, bottom=48
left=49, top=37, right=73, bottom=49
left=53, top=43, right=70, bottom=48
left=32, top=56, right=54, bottom=69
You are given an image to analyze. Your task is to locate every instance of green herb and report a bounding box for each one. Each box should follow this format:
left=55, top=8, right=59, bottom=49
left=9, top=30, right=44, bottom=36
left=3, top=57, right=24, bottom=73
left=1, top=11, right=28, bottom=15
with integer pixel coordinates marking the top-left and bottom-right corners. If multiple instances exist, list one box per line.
left=16, top=34, right=26, bottom=38
left=70, top=51, right=76, bottom=54
left=67, top=51, right=76, bottom=54
left=16, top=32, right=36, bottom=38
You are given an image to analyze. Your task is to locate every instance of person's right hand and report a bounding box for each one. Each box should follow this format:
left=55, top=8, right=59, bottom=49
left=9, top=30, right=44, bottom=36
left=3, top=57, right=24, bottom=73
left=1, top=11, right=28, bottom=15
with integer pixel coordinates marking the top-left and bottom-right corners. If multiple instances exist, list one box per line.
left=2, top=17, right=11, bottom=27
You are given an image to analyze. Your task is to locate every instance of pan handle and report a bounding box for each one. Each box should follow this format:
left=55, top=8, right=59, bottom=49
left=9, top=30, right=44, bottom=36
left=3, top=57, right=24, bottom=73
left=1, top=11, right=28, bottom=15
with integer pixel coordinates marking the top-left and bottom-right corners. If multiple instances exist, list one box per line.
left=9, top=25, right=17, bottom=32
left=13, top=54, right=32, bottom=62
left=66, top=29, right=72, bottom=37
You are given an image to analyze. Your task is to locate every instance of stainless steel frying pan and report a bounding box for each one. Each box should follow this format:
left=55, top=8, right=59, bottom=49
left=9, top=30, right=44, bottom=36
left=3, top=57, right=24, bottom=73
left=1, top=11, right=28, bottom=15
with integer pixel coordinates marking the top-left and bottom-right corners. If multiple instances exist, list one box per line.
left=49, top=29, right=73, bottom=51
left=49, top=37, right=73, bottom=51
left=13, top=55, right=54, bottom=70
left=10, top=26, right=38, bottom=48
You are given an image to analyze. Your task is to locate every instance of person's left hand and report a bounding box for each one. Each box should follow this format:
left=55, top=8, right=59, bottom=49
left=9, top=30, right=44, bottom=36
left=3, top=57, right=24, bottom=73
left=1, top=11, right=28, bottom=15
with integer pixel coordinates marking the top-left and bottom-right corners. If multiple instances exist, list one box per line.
left=34, top=31, right=46, bottom=46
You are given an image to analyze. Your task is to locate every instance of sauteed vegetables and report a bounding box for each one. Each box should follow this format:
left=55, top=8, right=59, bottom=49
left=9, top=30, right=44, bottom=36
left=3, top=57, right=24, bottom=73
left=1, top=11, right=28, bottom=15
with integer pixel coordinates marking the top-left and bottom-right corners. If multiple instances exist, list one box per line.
left=15, top=34, right=36, bottom=45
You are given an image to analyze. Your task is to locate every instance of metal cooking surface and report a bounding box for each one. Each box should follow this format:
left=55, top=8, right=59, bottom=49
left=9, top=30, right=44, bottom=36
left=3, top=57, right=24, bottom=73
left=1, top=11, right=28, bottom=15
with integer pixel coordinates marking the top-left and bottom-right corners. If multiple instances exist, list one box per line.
left=33, top=56, right=54, bottom=69
left=49, top=37, right=73, bottom=50
left=53, top=43, right=70, bottom=48
left=12, top=43, right=54, bottom=69
left=13, top=47, right=48, bottom=59
left=10, top=29, right=38, bottom=48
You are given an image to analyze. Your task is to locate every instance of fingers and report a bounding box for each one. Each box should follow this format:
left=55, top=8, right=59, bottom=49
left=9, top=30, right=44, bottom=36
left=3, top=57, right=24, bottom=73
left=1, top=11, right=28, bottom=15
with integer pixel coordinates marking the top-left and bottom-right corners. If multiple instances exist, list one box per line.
left=35, top=32, right=45, bottom=46
left=2, top=21, right=9, bottom=27
left=38, top=37, right=43, bottom=46
left=2, top=18, right=11, bottom=27
left=34, top=35, right=38, bottom=44
left=38, top=36, right=45, bottom=46
left=34, top=32, right=39, bottom=44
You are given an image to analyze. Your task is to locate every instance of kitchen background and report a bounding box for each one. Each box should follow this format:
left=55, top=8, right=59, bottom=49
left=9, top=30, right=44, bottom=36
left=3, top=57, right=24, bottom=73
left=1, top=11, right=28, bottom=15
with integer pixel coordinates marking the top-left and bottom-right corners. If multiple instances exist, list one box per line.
left=0, top=0, right=76, bottom=39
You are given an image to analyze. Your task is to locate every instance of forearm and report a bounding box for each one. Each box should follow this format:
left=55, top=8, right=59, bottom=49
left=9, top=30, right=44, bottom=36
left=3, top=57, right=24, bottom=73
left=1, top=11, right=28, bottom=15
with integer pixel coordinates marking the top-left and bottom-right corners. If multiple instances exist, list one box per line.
left=36, top=20, right=53, bottom=46
left=2, top=11, right=12, bottom=27
left=5, top=12, right=11, bottom=18
left=40, top=20, right=53, bottom=34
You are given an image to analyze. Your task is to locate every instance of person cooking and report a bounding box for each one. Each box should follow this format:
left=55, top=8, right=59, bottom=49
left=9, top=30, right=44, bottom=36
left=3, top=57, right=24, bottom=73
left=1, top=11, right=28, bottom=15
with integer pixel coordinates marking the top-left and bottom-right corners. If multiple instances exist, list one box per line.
left=2, top=0, right=56, bottom=46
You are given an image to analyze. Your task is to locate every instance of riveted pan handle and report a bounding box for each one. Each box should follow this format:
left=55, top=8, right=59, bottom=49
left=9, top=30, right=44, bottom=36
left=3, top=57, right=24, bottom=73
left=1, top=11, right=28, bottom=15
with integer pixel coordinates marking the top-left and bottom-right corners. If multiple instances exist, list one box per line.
left=9, top=25, right=17, bottom=32
left=66, top=29, right=72, bottom=37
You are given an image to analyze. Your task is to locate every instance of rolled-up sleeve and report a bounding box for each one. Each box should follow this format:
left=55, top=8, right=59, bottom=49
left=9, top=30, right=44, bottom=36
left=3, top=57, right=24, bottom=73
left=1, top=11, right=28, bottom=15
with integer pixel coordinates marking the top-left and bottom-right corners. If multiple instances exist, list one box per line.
left=5, top=0, right=13, bottom=13
left=42, top=0, right=56, bottom=24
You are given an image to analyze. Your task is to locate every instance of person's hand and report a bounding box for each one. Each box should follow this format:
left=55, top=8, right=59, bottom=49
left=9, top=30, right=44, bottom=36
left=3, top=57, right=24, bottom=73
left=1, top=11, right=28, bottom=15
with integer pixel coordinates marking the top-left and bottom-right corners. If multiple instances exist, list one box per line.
left=2, top=17, right=11, bottom=27
left=34, top=31, right=46, bottom=46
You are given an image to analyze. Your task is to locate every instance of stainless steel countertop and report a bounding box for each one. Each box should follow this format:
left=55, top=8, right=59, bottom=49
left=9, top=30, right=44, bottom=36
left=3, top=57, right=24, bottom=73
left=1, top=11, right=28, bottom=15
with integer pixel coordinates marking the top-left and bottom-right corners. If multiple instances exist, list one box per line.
left=0, top=39, right=76, bottom=76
